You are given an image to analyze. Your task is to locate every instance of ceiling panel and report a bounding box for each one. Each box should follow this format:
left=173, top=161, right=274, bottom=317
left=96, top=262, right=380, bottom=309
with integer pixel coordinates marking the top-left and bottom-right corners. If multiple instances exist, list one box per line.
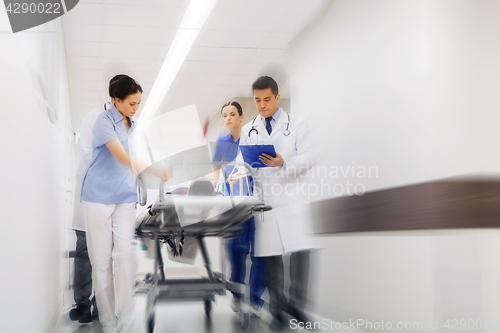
left=248, top=48, right=290, bottom=63
left=70, top=80, right=107, bottom=93
left=101, top=25, right=176, bottom=45
left=179, top=61, right=243, bottom=75
left=99, top=57, right=163, bottom=73
left=100, top=42, right=168, bottom=60
left=98, top=70, right=157, bottom=86
left=187, top=46, right=257, bottom=63
left=194, top=30, right=270, bottom=49
left=65, top=41, right=101, bottom=57
left=103, top=4, right=185, bottom=28
left=175, top=73, right=234, bottom=86
left=64, top=24, right=101, bottom=42
left=214, top=0, right=292, bottom=14
left=67, top=56, right=100, bottom=70
left=237, top=62, right=265, bottom=75
left=63, top=2, right=104, bottom=24
left=63, top=0, right=333, bottom=131
left=259, top=32, right=295, bottom=49
left=290, top=0, right=330, bottom=15
left=275, top=12, right=316, bottom=35
left=229, top=74, right=260, bottom=86
left=72, top=90, right=101, bottom=101
left=203, top=10, right=285, bottom=32
left=71, top=98, right=104, bottom=110
left=70, top=69, right=103, bottom=82
left=168, top=83, right=235, bottom=96
left=105, top=0, right=186, bottom=7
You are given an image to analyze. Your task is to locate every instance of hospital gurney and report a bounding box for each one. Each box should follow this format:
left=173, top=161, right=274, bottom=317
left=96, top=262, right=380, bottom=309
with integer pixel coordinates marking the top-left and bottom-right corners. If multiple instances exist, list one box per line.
left=136, top=162, right=271, bottom=332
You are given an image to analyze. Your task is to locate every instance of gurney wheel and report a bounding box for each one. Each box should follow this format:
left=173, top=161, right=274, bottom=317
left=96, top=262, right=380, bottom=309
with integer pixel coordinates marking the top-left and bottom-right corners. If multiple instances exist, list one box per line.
left=204, top=299, right=212, bottom=317
left=239, top=311, right=249, bottom=330
left=147, top=313, right=155, bottom=333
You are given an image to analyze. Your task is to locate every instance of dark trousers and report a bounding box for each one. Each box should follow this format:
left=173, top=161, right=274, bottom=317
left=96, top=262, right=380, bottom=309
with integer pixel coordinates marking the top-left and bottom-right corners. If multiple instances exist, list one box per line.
left=74, top=230, right=93, bottom=307
left=265, top=250, right=310, bottom=319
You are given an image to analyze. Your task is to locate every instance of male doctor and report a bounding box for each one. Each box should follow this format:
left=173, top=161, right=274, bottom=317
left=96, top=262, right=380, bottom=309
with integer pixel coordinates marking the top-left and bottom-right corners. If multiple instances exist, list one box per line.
left=70, top=102, right=109, bottom=323
left=235, top=76, right=315, bottom=330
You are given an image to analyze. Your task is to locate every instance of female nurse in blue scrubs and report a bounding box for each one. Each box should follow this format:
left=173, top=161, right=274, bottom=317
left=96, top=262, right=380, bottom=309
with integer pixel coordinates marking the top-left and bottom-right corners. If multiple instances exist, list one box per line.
left=213, top=101, right=266, bottom=317
left=81, top=76, right=156, bottom=333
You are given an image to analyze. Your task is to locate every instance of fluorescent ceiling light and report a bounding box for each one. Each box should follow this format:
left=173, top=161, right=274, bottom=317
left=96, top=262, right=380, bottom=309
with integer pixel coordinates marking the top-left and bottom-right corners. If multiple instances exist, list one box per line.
left=139, top=0, right=217, bottom=124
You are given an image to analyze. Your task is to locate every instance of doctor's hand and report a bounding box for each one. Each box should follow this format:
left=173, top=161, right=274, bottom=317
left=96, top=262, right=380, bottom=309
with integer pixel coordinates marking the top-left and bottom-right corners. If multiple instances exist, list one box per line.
left=228, top=172, right=242, bottom=186
left=259, top=153, right=284, bottom=167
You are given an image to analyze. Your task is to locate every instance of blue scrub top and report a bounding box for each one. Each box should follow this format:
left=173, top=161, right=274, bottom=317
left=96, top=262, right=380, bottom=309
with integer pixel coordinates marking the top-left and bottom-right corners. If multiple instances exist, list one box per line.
left=212, top=134, right=252, bottom=196
left=81, top=105, right=138, bottom=204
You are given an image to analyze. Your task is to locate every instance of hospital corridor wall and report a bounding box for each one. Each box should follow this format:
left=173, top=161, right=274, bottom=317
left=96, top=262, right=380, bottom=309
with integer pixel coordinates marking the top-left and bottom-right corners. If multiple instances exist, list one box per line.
left=0, top=13, right=73, bottom=333
left=290, top=0, right=500, bottom=330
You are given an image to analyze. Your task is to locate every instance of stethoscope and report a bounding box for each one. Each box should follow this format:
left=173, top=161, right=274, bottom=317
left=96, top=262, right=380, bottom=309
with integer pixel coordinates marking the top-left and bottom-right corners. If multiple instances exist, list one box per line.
left=248, top=112, right=291, bottom=138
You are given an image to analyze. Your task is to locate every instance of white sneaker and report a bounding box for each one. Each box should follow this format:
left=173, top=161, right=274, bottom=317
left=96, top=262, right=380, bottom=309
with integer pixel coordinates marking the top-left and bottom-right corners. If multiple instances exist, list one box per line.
left=231, top=297, right=241, bottom=312
left=251, top=304, right=263, bottom=318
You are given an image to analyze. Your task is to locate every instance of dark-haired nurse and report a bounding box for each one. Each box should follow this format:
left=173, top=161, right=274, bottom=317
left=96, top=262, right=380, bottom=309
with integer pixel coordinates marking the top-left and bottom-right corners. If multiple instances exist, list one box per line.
left=212, top=101, right=266, bottom=318
left=81, top=76, right=146, bottom=333
left=69, top=74, right=129, bottom=324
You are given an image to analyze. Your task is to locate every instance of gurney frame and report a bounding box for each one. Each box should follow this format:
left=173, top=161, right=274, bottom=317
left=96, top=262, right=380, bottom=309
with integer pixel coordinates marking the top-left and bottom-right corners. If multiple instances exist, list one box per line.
left=136, top=162, right=271, bottom=332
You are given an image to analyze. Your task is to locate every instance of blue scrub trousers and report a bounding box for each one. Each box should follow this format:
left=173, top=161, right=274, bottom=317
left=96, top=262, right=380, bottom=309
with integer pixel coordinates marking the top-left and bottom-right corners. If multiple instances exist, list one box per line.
left=228, top=217, right=265, bottom=307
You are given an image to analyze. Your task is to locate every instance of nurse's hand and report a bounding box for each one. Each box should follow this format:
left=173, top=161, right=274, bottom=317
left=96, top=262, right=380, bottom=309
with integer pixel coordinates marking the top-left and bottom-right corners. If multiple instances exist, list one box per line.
left=259, top=153, right=284, bottom=167
left=162, top=168, right=171, bottom=182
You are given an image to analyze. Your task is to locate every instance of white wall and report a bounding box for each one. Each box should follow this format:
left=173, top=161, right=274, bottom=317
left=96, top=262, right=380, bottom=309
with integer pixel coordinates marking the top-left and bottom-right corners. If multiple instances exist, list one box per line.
left=0, top=13, right=73, bottom=333
left=312, top=229, right=500, bottom=332
left=290, top=0, right=500, bottom=330
left=291, top=0, right=500, bottom=199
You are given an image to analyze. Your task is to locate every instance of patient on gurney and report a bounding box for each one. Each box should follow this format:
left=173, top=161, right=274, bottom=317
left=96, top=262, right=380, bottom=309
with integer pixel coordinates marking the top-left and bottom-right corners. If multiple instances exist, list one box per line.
left=137, top=179, right=217, bottom=266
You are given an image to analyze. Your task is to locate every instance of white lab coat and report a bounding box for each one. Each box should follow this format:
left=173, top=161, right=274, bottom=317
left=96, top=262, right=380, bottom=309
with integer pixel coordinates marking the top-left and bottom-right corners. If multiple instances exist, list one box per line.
left=239, top=108, right=316, bottom=257
left=72, top=102, right=112, bottom=231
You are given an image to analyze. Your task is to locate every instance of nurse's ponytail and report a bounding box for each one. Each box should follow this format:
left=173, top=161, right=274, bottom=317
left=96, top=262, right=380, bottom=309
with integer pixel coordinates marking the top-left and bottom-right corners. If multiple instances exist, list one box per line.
left=109, top=75, right=143, bottom=101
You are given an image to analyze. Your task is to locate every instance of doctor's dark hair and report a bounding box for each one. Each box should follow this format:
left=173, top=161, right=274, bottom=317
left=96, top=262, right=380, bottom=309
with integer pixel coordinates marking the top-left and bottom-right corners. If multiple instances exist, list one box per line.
left=108, top=74, right=129, bottom=98
left=220, top=101, right=243, bottom=116
left=252, top=76, right=279, bottom=97
left=109, top=75, right=143, bottom=100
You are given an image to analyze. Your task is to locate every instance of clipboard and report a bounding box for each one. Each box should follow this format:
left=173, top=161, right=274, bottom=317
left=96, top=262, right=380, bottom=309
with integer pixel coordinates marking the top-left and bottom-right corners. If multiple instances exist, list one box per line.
left=240, top=145, right=277, bottom=168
